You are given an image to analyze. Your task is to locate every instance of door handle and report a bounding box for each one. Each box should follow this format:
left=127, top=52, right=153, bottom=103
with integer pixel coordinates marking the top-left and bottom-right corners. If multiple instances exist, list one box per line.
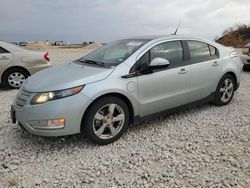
left=178, top=68, right=187, bottom=74
left=0, top=56, right=9, bottom=60
left=212, top=61, right=220, bottom=67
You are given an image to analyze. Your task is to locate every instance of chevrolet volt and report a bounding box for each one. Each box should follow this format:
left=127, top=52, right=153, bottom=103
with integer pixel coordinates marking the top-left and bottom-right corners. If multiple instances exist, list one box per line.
left=11, top=36, right=242, bottom=145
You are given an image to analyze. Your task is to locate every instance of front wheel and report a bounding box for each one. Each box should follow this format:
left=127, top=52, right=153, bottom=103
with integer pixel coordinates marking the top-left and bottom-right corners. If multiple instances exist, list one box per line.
left=83, top=96, right=130, bottom=145
left=213, top=74, right=235, bottom=106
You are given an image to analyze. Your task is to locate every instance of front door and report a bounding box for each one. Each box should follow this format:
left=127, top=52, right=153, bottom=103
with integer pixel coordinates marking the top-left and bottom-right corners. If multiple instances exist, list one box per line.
left=135, top=41, right=190, bottom=117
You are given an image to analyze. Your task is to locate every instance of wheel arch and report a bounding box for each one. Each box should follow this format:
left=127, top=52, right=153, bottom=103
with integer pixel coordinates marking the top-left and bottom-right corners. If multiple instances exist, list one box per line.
left=81, top=92, right=135, bottom=131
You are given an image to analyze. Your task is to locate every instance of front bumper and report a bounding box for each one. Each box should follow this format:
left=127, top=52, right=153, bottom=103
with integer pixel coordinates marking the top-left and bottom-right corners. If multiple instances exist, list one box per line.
left=12, top=92, right=92, bottom=136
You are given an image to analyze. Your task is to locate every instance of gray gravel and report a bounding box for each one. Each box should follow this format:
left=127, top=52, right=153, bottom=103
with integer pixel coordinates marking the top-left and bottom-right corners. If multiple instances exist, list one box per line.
left=1, top=70, right=250, bottom=187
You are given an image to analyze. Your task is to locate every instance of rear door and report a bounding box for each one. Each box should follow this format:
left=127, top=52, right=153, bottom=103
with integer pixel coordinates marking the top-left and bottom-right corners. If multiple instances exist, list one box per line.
left=185, top=40, right=221, bottom=101
left=0, top=46, right=13, bottom=70
left=135, top=40, right=190, bottom=117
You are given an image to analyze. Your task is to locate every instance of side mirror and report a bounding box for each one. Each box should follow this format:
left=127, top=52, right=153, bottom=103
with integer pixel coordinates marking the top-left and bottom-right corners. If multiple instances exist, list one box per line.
left=150, top=57, right=170, bottom=69
left=139, top=57, right=170, bottom=75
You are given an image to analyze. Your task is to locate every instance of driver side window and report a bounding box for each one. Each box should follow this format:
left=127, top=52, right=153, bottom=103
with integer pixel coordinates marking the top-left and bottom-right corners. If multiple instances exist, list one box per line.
left=135, top=41, right=184, bottom=71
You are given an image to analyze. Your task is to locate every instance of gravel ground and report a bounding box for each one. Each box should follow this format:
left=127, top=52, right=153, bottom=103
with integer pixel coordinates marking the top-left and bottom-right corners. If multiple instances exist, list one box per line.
left=0, top=50, right=250, bottom=187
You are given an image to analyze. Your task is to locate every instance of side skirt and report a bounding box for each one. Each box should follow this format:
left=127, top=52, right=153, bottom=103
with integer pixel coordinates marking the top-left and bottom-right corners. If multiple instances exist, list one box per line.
left=133, top=92, right=215, bottom=124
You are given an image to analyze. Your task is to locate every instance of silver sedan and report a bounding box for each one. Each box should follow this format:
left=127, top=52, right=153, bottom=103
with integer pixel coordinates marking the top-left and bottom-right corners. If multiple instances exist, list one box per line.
left=0, top=41, right=52, bottom=89
left=11, top=35, right=242, bottom=145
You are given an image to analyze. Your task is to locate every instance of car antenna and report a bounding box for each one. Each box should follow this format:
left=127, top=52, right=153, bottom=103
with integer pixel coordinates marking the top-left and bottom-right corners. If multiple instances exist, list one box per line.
left=172, top=22, right=181, bottom=35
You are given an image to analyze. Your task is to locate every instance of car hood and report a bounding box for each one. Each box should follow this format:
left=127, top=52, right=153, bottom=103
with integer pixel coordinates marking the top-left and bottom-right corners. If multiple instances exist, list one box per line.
left=23, top=61, right=115, bottom=92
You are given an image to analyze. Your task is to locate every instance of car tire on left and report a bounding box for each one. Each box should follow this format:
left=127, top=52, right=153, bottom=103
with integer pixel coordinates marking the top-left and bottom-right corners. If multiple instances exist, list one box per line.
left=2, top=68, right=29, bottom=89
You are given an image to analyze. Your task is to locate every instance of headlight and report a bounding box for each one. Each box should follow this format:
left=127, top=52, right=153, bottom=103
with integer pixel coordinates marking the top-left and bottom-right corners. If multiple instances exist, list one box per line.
left=31, top=85, right=84, bottom=105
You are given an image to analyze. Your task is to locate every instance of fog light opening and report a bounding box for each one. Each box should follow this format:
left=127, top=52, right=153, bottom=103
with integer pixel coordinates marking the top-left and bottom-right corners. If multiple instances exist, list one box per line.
left=47, top=118, right=65, bottom=128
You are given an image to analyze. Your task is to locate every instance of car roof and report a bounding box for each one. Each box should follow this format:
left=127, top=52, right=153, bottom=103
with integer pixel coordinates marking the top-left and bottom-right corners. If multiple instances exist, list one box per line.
left=125, top=35, right=209, bottom=41
left=124, top=35, right=223, bottom=48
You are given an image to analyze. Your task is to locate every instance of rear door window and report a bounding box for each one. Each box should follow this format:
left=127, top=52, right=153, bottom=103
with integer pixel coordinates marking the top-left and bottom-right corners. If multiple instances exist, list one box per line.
left=187, top=41, right=219, bottom=64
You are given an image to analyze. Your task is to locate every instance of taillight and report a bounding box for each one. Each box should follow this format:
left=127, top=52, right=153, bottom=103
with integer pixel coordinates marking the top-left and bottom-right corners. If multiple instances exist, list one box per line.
left=229, top=51, right=237, bottom=58
left=44, top=52, right=50, bottom=62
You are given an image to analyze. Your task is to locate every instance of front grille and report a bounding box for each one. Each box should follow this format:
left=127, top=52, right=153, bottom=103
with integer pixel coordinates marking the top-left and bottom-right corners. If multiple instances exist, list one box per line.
left=15, top=89, right=32, bottom=108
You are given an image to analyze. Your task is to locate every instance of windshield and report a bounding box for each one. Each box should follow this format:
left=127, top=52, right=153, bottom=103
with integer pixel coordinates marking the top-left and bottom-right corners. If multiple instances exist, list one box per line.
left=79, top=39, right=148, bottom=66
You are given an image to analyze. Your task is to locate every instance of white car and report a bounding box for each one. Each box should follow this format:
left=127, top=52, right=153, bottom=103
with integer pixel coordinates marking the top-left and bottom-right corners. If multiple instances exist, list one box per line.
left=0, top=41, right=52, bottom=89
left=242, top=44, right=250, bottom=70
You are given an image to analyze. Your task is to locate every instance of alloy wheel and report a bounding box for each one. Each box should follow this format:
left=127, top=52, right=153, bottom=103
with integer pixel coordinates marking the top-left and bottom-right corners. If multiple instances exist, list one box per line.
left=219, top=78, right=234, bottom=103
left=92, top=103, right=125, bottom=139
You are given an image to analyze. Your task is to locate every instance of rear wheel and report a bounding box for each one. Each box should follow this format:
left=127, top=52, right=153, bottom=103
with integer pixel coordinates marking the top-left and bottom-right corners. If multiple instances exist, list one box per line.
left=83, top=96, right=130, bottom=145
left=213, top=74, right=235, bottom=106
left=2, top=68, right=29, bottom=89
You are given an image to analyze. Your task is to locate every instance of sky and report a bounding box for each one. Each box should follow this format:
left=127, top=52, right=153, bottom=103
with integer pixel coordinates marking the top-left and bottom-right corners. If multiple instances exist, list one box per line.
left=0, top=0, right=250, bottom=43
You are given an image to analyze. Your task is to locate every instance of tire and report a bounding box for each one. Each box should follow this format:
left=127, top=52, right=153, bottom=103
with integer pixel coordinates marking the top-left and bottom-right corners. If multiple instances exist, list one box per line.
left=83, top=96, right=130, bottom=145
left=213, top=74, right=235, bottom=106
left=2, top=68, right=29, bottom=89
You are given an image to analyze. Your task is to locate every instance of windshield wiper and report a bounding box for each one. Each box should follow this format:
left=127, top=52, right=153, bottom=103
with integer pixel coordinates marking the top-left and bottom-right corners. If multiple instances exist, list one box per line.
left=78, top=59, right=105, bottom=67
